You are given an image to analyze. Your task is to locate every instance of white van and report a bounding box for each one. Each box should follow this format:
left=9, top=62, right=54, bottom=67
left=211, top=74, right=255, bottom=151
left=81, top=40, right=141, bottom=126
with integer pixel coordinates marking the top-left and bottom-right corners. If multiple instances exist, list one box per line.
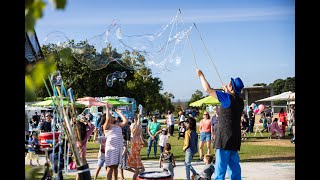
left=78, top=107, right=103, bottom=126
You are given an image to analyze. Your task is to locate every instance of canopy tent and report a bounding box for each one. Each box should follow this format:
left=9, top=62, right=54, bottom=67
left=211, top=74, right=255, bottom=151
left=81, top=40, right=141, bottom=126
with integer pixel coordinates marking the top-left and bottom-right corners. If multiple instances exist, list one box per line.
left=101, top=98, right=132, bottom=106
left=255, top=91, right=295, bottom=102
left=189, top=96, right=220, bottom=107
left=25, top=106, right=51, bottom=111
left=32, top=96, right=84, bottom=108
left=76, top=96, right=106, bottom=107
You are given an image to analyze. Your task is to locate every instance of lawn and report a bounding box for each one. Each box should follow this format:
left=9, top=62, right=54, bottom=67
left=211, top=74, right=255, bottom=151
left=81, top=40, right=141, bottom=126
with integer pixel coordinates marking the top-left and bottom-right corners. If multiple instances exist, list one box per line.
left=27, top=124, right=294, bottom=179
left=87, top=124, right=295, bottom=162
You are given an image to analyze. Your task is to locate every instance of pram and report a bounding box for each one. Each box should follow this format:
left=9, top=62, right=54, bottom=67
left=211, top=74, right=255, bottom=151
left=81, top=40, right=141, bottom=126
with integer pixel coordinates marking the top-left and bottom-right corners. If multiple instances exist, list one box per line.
left=241, top=119, right=248, bottom=141
left=178, top=121, right=186, bottom=140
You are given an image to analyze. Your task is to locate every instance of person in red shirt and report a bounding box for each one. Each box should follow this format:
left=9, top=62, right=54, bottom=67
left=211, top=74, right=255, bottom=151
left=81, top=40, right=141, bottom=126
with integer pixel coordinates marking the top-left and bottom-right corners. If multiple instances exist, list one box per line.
left=278, top=108, right=287, bottom=135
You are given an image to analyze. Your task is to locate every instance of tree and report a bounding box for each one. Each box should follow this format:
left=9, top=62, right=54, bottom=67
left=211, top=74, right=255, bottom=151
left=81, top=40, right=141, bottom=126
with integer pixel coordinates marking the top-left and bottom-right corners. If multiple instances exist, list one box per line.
left=253, top=83, right=267, bottom=86
left=283, top=77, right=295, bottom=92
left=269, top=78, right=287, bottom=95
left=187, top=90, right=204, bottom=105
left=38, top=39, right=173, bottom=114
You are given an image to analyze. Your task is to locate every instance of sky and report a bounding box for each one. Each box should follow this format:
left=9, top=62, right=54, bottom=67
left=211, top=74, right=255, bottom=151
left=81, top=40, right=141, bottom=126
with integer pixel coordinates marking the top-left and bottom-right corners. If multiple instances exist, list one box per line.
left=35, top=0, right=295, bottom=102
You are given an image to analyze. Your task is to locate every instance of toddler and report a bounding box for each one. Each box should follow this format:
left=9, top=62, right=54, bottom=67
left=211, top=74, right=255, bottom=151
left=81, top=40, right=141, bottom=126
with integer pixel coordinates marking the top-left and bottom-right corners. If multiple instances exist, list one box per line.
left=159, top=143, right=176, bottom=177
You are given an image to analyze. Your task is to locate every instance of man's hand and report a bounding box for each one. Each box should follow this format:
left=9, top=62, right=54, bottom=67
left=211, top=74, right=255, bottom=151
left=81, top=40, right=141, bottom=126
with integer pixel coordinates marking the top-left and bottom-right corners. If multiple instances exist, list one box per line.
left=196, top=68, right=203, bottom=77
left=116, top=109, right=122, bottom=114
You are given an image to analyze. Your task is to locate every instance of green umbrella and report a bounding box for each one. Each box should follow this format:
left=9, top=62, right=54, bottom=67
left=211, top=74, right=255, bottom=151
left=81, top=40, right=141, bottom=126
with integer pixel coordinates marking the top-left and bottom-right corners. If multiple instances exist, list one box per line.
left=189, top=96, right=220, bottom=107
left=32, top=96, right=84, bottom=108
left=101, top=98, right=132, bottom=106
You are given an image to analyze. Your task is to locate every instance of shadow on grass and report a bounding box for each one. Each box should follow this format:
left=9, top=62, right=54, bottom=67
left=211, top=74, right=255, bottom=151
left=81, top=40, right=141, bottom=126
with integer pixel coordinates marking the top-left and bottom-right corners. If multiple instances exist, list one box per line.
left=241, top=156, right=295, bottom=162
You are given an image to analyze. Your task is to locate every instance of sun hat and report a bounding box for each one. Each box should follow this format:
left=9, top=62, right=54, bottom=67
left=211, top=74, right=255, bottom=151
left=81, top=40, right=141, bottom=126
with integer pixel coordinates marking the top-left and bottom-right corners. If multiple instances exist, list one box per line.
left=231, top=77, right=244, bottom=95
left=162, top=128, right=167, bottom=131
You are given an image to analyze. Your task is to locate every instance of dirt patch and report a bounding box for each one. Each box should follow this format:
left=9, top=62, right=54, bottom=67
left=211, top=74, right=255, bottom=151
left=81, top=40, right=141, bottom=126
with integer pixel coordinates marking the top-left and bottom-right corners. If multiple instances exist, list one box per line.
left=243, top=154, right=295, bottom=163
left=246, top=139, right=294, bottom=147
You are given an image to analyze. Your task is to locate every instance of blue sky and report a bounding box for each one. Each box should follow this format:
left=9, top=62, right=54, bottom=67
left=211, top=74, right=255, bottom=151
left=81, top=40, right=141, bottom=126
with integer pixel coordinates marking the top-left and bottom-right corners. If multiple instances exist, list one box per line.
left=35, top=0, right=295, bottom=101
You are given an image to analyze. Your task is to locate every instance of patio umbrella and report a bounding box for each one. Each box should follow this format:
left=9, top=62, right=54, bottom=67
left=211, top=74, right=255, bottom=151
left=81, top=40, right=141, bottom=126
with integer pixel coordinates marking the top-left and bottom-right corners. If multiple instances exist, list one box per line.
left=76, top=96, right=106, bottom=107
left=189, top=96, right=220, bottom=107
left=101, top=98, right=132, bottom=106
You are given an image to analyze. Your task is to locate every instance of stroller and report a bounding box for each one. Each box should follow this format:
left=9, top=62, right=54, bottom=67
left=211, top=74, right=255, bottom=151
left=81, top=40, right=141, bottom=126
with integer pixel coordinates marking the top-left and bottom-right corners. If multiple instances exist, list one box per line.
left=177, top=121, right=186, bottom=140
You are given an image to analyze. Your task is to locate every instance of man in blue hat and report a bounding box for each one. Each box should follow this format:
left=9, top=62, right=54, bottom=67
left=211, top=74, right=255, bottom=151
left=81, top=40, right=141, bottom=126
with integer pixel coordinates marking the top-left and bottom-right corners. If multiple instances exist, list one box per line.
left=196, top=69, right=244, bottom=180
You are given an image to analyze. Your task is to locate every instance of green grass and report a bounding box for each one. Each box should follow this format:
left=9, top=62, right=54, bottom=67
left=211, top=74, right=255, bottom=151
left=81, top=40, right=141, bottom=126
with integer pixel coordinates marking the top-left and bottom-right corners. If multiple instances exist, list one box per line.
left=28, top=124, right=294, bottom=179
left=88, top=124, right=295, bottom=162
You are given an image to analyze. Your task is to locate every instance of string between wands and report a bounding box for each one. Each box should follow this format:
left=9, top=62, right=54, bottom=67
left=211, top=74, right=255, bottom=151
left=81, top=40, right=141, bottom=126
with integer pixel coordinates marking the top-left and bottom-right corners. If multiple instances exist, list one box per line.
left=193, top=22, right=224, bottom=85
left=178, top=9, right=199, bottom=69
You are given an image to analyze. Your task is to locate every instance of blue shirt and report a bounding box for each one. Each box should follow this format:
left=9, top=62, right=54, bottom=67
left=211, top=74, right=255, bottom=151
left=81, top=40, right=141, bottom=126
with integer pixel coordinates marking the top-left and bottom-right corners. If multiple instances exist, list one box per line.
left=216, top=91, right=231, bottom=109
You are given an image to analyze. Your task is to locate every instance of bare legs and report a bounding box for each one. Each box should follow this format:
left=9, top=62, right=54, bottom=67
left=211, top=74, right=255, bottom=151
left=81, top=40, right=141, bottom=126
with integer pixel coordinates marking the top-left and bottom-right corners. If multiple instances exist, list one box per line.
left=199, top=140, right=211, bottom=160
left=206, top=140, right=211, bottom=155
left=133, top=167, right=145, bottom=180
left=106, top=165, right=118, bottom=180
left=199, top=141, right=204, bottom=160
left=94, top=166, right=102, bottom=180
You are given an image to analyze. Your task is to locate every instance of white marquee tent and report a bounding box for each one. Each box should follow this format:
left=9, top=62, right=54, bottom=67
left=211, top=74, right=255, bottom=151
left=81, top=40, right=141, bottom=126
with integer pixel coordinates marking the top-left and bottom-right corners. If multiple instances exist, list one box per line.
left=255, top=91, right=295, bottom=104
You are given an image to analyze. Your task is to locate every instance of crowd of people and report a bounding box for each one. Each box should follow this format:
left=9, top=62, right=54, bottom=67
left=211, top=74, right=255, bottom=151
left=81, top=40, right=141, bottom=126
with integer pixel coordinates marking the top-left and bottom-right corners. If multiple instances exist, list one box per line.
left=25, top=69, right=295, bottom=180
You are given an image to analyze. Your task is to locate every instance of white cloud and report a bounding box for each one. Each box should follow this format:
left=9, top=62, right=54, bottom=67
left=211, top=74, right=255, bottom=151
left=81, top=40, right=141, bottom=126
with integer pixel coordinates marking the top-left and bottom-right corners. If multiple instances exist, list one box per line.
left=37, top=6, right=294, bottom=27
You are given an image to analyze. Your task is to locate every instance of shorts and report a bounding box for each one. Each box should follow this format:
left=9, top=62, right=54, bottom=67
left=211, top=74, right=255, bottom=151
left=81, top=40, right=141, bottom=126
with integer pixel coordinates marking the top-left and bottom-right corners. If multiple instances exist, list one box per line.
left=200, top=132, right=211, bottom=142
left=97, top=158, right=105, bottom=167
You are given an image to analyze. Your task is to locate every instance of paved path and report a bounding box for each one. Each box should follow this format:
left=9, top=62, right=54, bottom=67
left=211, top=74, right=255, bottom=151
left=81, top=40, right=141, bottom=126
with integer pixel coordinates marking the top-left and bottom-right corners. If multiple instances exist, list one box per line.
left=26, top=157, right=295, bottom=179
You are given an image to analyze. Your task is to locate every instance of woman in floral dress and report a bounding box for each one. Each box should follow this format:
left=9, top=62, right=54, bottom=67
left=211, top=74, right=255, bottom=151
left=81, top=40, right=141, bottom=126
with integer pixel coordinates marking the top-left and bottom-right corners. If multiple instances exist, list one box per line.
left=127, top=113, right=145, bottom=180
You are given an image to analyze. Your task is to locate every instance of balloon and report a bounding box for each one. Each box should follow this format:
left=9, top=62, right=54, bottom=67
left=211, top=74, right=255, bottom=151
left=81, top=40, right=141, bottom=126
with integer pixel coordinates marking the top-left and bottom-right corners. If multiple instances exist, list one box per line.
left=254, top=108, right=259, bottom=114
left=251, top=103, right=255, bottom=109
left=258, top=104, right=265, bottom=112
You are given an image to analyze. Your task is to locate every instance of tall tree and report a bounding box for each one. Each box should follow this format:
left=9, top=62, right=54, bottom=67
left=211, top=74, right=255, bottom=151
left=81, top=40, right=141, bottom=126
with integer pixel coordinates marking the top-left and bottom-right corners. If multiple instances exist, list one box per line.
left=187, top=90, right=204, bottom=105
left=253, top=83, right=267, bottom=86
left=38, top=39, right=172, bottom=113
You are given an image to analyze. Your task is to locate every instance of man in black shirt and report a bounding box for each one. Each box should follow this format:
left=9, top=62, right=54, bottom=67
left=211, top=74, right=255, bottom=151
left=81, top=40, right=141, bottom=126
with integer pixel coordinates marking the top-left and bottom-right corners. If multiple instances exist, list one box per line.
left=40, top=113, right=52, bottom=132
left=32, top=112, right=40, bottom=127
left=197, top=69, right=244, bottom=180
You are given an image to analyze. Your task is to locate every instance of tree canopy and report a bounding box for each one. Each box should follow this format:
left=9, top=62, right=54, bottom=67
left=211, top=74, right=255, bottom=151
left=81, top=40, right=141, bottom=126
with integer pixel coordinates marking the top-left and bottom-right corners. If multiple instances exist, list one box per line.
left=37, top=40, right=174, bottom=113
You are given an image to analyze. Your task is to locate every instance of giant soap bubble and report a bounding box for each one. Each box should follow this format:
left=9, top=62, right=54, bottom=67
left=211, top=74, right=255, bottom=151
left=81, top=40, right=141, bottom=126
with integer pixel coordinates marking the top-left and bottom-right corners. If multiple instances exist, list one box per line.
left=43, top=11, right=192, bottom=78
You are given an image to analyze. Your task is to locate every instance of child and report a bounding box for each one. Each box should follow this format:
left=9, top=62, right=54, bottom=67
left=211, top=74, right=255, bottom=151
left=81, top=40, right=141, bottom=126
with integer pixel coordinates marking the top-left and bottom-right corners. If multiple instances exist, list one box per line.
left=25, top=133, right=40, bottom=166
left=159, top=143, right=176, bottom=177
left=158, top=128, right=169, bottom=154
left=178, top=121, right=186, bottom=140
left=93, top=135, right=106, bottom=180
left=191, top=154, right=215, bottom=180
left=183, top=117, right=198, bottom=180
left=270, top=118, right=284, bottom=138
left=260, top=113, right=268, bottom=133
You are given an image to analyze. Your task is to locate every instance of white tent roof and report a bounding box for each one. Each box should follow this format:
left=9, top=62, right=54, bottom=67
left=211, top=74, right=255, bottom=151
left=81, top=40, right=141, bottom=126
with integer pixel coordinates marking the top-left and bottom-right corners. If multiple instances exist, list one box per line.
left=255, top=91, right=295, bottom=102
left=25, top=106, right=51, bottom=111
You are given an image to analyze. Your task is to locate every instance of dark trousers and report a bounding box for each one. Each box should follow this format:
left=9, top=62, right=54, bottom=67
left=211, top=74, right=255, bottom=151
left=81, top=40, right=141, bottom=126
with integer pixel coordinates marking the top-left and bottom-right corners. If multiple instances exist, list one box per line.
left=160, top=146, right=164, bottom=154
left=170, top=125, right=174, bottom=135
left=249, top=120, right=254, bottom=133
